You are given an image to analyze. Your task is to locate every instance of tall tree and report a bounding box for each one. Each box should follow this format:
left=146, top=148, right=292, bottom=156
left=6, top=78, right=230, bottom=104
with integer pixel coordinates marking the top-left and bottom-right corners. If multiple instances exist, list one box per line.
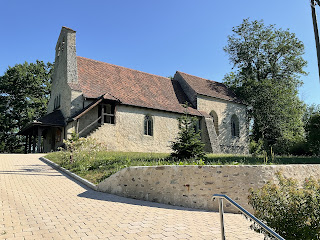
left=0, top=60, right=53, bottom=153
left=305, top=107, right=320, bottom=155
left=223, top=19, right=307, bottom=154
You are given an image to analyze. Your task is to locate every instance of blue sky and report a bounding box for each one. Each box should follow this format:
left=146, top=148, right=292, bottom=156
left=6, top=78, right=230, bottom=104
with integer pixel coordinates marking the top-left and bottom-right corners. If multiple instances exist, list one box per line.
left=1, top=0, right=320, bottom=105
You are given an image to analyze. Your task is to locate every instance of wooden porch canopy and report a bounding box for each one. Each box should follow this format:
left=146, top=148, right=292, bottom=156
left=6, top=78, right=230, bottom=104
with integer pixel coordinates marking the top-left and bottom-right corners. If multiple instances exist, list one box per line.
left=18, top=110, right=66, bottom=153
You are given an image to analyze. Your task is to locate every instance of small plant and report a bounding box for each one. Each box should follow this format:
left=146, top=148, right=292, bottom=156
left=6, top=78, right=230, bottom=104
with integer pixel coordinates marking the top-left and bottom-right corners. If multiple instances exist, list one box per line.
left=171, top=104, right=205, bottom=160
left=262, top=150, right=268, bottom=164
left=249, top=139, right=264, bottom=156
left=248, top=172, right=320, bottom=239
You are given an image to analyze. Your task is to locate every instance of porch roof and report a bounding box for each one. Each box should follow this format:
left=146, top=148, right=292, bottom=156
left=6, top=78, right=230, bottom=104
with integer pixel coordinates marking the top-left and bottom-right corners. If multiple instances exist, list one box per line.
left=18, top=110, right=66, bottom=135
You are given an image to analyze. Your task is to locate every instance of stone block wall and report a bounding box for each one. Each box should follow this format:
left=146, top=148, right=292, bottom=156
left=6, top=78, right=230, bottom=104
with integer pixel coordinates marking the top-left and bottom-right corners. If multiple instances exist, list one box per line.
left=173, top=72, right=197, bottom=107
left=197, top=95, right=248, bottom=154
left=89, top=105, right=181, bottom=153
left=97, top=164, right=320, bottom=213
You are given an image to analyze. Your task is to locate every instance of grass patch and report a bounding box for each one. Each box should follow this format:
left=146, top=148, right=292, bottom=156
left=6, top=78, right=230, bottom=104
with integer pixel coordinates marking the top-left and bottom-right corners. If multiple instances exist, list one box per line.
left=45, top=150, right=320, bottom=185
left=206, top=154, right=320, bottom=165
left=46, top=151, right=171, bottom=184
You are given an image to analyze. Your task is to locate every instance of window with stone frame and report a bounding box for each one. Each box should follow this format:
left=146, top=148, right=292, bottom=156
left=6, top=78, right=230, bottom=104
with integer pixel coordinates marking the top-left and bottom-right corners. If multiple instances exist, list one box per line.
left=231, top=114, right=240, bottom=137
left=144, top=115, right=153, bottom=136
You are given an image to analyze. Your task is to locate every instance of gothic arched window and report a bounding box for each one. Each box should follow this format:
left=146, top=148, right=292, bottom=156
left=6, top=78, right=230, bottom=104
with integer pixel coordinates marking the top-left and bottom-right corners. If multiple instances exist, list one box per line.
left=210, top=110, right=219, bottom=136
left=144, top=115, right=153, bottom=136
left=231, top=114, right=240, bottom=137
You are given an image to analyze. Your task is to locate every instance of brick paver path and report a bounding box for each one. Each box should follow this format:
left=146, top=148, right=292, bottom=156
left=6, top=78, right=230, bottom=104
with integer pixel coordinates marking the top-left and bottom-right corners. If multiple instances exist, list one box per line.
left=0, top=154, right=264, bottom=240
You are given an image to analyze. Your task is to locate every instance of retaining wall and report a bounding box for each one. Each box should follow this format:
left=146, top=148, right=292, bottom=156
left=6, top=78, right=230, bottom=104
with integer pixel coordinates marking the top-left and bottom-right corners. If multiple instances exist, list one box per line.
left=97, top=165, right=320, bottom=213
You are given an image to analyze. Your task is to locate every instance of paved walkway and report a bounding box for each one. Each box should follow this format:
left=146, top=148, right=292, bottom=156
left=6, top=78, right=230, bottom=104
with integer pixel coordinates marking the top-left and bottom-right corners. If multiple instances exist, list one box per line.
left=0, top=154, right=264, bottom=240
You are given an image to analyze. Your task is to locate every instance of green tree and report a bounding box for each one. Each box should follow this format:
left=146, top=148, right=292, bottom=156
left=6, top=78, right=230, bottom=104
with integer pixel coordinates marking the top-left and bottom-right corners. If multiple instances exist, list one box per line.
left=306, top=112, right=320, bottom=155
left=0, top=60, right=53, bottom=153
left=303, top=104, right=320, bottom=126
left=249, top=172, right=320, bottom=239
left=171, top=105, right=205, bottom=160
left=223, top=19, right=307, bottom=154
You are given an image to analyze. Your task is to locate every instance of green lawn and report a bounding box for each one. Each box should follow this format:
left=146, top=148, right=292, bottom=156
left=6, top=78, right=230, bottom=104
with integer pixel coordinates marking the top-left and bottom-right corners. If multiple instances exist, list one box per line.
left=45, top=151, right=320, bottom=184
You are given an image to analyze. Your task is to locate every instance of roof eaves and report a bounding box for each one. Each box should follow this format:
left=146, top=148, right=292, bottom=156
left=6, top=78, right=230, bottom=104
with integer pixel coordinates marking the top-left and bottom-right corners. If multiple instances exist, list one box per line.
left=196, top=93, right=246, bottom=105
left=119, top=102, right=203, bottom=117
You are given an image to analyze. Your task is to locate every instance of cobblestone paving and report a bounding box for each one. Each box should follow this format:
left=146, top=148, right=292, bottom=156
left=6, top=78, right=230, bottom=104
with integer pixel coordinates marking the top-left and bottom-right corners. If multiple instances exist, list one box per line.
left=0, top=154, right=264, bottom=240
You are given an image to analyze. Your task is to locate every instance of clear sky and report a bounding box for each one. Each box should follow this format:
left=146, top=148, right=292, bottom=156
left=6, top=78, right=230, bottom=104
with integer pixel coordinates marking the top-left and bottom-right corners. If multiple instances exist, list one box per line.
left=1, top=0, right=320, bottom=105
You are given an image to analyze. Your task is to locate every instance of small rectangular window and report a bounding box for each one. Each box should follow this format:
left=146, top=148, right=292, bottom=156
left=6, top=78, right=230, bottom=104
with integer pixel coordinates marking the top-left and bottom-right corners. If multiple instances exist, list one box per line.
left=101, top=104, right=115, bottom=124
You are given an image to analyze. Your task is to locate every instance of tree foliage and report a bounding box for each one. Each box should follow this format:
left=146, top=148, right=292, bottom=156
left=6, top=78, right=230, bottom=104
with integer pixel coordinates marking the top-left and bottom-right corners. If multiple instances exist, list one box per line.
left=0, top=60, right=53, bottom=153
left=171, top=105, right=205, bottom=160
left=249, top=172, right=320, bottom=239
left=223, top=19, right=307, bottom=154
left=303, top=104, right=320, bottom=126
left=306, top=112, right=320, bottom=155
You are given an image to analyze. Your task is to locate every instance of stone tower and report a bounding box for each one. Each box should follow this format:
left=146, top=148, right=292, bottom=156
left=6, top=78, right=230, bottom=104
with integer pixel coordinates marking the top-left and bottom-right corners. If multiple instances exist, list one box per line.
left=47, top=26, right=79, bottom=118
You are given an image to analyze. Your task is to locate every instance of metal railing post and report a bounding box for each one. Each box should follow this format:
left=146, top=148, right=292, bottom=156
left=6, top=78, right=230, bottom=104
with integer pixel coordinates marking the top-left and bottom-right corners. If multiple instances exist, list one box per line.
left=212, top=194, right=285, bottom=240
left=218, top=198, right=226, bottom=240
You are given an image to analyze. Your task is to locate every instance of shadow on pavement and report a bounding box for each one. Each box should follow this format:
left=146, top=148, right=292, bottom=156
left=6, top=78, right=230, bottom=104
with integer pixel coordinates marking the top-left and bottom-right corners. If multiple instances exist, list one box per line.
left=77, top=189, right=205, bottom=212
left=39, top=157, right=211, bottom=213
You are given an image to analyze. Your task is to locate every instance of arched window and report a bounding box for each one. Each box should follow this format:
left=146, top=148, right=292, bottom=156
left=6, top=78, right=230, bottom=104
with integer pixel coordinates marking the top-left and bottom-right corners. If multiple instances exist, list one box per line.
left=144, top=115, right=153, bottom=136
left=231, top=114, right=240, bottom=137
left=210, top=110, right=219, bottom=136
left=54, top=94, right=61, bottom=110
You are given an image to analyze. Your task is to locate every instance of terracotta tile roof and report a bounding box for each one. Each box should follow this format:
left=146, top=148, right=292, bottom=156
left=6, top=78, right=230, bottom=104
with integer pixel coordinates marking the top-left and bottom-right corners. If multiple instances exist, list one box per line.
left=75, top=56, right=202, bottom=116
left=175, top=71, right=243, bottom=104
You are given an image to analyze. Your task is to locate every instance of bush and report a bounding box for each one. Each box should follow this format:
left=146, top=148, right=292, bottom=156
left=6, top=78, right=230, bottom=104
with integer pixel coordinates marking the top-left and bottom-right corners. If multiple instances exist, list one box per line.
left=289, top=140, right=311, bottom=156
left=171, top=105, right=205, bottom=160
left=248, top=172, right=320, bottom=239
left=249, top=139, right=264, bottom=156
left=60, top=132, right=107, bottom=165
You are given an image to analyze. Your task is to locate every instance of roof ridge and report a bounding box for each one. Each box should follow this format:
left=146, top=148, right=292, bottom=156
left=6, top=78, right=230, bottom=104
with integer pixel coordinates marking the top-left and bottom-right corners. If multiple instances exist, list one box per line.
left=177, top=71, right=223, bottom=85
left=77, top=56, right=170, bottom=81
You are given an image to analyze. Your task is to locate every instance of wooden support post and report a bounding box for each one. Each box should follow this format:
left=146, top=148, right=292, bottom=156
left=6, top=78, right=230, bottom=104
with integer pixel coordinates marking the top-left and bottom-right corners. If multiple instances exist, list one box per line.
left=28, top=134, right=32, bottom=154
left=37, top=128, right=42, bottom=153
left=311, top=0, right=320, bottom=81
left=101, top=105, right=104, bottom=124
left=76, top=120, right=79, bottom=134
left=24, top=135, right=28, bottom=154
left=32, top=134, right=36, bottom=153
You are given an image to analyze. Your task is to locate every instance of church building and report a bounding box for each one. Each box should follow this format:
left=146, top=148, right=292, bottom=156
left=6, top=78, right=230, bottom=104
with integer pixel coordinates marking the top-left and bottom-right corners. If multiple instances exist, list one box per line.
left=20, top=27, right=248, bottom=154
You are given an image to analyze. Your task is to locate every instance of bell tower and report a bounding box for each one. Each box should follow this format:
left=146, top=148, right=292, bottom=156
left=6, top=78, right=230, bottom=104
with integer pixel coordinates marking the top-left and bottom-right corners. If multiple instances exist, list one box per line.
left=48, top=26, right=78, bottom=118
left=54, top=26, right=78, bottom=84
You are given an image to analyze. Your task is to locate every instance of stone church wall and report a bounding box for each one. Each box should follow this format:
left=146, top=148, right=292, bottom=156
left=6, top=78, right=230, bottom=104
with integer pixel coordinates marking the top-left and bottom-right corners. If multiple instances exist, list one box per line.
left=89, top=105, right=181, bottom=153
left=197, top=95, right=248, bottom=154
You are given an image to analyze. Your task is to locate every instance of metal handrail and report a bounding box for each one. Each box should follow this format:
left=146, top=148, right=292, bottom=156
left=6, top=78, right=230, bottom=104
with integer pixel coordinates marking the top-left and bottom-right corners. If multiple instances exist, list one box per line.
left=212, top=194, right=285, bottom=240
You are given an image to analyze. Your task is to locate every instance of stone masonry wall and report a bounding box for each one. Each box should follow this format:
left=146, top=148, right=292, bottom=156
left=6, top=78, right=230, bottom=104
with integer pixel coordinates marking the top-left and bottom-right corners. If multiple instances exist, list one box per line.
left=89, top=105, right=181, bottom=153
left=47, top=27, right=78, bottom=118
left=173, top=72, right=197, bottom=107
left=197, top=95, right=248, bottom=154
left=97, top=164, right=320, bottom=213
